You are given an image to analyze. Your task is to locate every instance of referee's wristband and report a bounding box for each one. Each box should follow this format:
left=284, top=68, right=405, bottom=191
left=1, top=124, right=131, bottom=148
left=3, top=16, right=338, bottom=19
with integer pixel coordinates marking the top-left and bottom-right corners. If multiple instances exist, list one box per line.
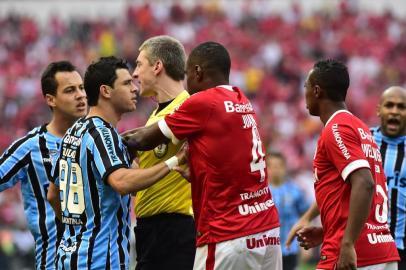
left=164, top=156, right=179, bottom=170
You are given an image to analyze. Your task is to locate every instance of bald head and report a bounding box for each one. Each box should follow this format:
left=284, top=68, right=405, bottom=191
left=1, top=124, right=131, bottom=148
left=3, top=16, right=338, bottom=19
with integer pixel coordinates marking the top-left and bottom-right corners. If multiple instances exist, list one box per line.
left=380, top=86, right=406, bottom=104
left=377, top=86, right=406, bottom=137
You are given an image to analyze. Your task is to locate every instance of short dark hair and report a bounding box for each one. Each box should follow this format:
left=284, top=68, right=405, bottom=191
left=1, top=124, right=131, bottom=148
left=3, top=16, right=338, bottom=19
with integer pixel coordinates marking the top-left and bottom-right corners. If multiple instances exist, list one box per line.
left=84, top=56, right=129, bottom=106
left=310, top=59, right=350, bottom=101
left=188, top=41, right=231, bottom=79
left=41, top=61, right=77, bottom=96
left=268, top=151, right=286, bottom=164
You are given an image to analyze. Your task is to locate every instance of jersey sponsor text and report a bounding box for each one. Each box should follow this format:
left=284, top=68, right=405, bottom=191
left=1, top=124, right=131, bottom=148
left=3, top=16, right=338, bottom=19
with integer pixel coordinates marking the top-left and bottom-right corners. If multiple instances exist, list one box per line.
left=331, top=124, right=350, bottom=159
left=224, top=101, right=254, bottom=113
left=238, top=199, right=274, bottom=215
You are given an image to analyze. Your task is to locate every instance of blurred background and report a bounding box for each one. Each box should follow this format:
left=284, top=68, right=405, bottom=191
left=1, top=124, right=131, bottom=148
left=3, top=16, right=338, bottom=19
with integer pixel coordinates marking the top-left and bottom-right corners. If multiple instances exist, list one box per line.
left=1, top=0, right=406, bottom=269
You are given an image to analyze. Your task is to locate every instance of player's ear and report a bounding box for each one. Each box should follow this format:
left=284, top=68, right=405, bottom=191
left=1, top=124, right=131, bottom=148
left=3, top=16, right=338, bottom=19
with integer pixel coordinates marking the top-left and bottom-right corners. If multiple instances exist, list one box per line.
left=100, top=85, right=112, bottom=99
left=154, top=60, right=163, bottom=75
left=195, top=65, right=203, bottom=81
left=377, top=103, right=382, bottom=117
left=45, top=94, right=57, bottom=109
left=314, top=85, right=322, bottom=98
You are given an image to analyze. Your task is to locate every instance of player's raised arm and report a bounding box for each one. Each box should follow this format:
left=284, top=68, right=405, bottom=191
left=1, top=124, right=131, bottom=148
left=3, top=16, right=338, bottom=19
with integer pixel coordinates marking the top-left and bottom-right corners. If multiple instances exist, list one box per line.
left=122, top=122, right=169, bottom=151
left=107, top=144, right=187, bottom=195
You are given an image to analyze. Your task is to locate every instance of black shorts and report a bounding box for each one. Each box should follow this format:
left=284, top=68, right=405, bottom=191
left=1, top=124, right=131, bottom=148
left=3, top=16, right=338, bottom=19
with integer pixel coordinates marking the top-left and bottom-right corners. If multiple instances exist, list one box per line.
left=134, top=213, right=196, bottom=270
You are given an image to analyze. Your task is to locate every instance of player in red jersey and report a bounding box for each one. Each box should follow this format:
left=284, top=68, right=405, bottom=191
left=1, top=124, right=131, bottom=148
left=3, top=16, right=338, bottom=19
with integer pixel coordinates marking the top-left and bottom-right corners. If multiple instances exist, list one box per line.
left=287, top=59, right=399, bottom=270
left=123, top=42, right=282, bottom=270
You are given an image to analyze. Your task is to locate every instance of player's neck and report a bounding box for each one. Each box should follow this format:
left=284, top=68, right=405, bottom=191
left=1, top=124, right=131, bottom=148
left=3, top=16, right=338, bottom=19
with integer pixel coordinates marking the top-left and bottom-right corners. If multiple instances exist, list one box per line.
left=154, top=78, right=184, bottom=103
left=47, top=114, right=78, bottom=138
left=87, top=105, right=120, bottom=128
left=320, top=101, right=347, bottom=125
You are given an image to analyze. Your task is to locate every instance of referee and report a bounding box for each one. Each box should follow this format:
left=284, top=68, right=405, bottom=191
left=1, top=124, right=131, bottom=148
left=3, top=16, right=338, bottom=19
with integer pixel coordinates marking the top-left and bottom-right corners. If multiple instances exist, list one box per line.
left=371, top=86, right=406, bottom=268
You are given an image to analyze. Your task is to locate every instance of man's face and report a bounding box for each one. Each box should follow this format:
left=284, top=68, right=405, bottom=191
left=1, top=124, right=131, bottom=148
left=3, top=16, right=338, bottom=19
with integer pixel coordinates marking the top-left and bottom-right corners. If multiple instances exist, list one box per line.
left=133, top=50, right=156, bottom=97
left=111, top=68, right=138, bottom=113
left=378, top=91, right=406, bottom=137
left=304, top=69, right=319, bottom=116
left=185, top=61, right=199, bottom=95
left=267, top=156, right=286, bottom=184
left=50, top=71, right=87, bottom=121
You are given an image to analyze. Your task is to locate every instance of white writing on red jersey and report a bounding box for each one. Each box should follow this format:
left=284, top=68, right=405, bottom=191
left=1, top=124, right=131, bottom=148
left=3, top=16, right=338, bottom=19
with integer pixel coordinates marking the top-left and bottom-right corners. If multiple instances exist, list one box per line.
left=331, top=124, right=351, bottom=159
left=239, top=187, right=269, bottom=201
left=367, top=233, right=395, bottom=244
left=238, top=199, right=274, bottom=215
left=246, top=235, right=280, bottom=249
left=358, top=128, right=375, bottom=143
left=242, top=114, right=257, bottom=129
left=361, top=144, right=382, bottom=162
left=224, top=101, right=254, bottom=113
left=365, top=223, right=389, bottom=230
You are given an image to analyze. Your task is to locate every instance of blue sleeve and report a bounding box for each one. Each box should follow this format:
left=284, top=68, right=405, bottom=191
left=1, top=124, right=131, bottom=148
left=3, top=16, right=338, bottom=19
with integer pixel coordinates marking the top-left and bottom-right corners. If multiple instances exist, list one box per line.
left=0, top=137, right=32, bottom=191
left=88, top=127, right=129, bottom=182
left=293, top=184, right=310, bottom=215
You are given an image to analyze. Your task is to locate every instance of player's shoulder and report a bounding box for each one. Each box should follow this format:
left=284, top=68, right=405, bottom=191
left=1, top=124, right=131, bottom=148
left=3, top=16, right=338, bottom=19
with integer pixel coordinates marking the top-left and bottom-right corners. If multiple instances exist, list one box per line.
left=86, top=117, right=118, bottom=140
left=17, top=125, right=45, bottom=144
left=1, top=125, right=45, bottom=156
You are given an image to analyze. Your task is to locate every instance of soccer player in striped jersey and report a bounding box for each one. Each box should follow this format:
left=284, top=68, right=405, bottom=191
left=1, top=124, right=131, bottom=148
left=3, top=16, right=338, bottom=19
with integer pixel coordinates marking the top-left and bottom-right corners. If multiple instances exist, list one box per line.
left=0, top=61, right=87, bottom=269
left=47, top=56, right=186, bottom=270
left=371, top=86, right=406, bottom=268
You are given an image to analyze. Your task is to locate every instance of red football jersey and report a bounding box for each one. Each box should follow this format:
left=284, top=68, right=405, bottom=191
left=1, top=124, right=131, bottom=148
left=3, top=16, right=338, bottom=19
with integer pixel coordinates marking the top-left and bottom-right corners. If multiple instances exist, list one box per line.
left=313, top=110, right=399, bottom=269
left=159, top=85, right=280, bottom=246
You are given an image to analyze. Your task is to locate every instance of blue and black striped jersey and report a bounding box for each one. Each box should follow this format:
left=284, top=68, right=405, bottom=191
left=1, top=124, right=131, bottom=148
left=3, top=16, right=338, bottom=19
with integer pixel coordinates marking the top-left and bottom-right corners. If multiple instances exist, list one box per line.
left=0, top=125, right=62, bottom=270
left=371, top=126, right=406, bottom=249
left=54, top=116, right=131, bottom=270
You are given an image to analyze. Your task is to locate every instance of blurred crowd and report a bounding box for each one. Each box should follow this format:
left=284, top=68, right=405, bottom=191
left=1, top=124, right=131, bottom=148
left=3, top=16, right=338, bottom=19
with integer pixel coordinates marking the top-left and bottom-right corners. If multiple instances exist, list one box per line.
left=1, top=0, right=406, bottom=266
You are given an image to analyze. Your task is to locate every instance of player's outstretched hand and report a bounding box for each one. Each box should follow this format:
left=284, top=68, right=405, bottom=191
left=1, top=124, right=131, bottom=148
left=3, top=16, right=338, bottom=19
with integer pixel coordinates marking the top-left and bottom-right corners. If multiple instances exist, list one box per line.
left=175, top=143, right=189, bottom=165
left=174, top=143, right=190, bottom=180
left=121, top=127, right=141, bottom=145
left=173, top=165, right=190, bottom=180
left=286, top=216, right=310, bottom=249
left=296, top=226, right=323, bottom=250
left=337, top=242, right=357, bottom=270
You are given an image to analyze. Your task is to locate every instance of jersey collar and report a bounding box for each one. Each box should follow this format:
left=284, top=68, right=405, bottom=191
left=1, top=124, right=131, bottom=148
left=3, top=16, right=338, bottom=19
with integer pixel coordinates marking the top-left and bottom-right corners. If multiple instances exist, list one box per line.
left=217, top=85, right=234, bottom=91
left=325, top=110, right=352, bottom=126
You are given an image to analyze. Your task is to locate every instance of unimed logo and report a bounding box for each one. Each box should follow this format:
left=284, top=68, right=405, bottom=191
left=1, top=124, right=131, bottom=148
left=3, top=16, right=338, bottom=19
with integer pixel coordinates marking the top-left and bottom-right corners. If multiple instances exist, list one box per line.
left=246, top=235, right=280, bottom=249
left=367, top=233, right=394, bottom=244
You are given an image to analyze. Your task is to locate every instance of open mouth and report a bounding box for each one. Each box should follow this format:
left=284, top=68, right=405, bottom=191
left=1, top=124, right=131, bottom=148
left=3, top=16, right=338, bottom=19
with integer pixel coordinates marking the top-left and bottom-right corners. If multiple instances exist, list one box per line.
left=386, top=118, right=400, bottom=130
left=77, top=102, right=87, bottom=110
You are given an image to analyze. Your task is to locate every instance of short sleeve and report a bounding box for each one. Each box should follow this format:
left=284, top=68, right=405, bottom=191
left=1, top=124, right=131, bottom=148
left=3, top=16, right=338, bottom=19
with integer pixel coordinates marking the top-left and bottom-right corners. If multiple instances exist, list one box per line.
left=161, top=93, right=213, bottom=143
left=88, top=127, right=129, bottom=182
left=324, top=122, right=370, bottom=181
left=0, top=137, right=31, bottom=190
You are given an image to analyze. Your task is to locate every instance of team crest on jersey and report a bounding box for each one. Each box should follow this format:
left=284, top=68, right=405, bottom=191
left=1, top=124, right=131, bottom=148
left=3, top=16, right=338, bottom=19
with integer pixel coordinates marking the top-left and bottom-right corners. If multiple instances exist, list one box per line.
left=49, top=149, right=59, bottom=157
left=154, top=143, right=168, bottom=158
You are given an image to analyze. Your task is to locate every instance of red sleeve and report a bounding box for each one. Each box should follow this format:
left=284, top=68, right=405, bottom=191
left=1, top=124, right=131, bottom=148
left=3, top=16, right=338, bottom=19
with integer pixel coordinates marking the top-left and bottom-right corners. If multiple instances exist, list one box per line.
left=160, top=92, right=214, bottom=142
left=324, top=122, right=370, bottom=181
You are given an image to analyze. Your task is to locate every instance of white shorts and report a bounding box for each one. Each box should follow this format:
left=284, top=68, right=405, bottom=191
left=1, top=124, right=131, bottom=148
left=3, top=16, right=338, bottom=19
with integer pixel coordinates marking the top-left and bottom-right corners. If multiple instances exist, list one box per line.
left=316, top=261, right=398, bottom=270
left=358, top=262, right=398, bottom=270
left=193, top=227, right=282, bottom=270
